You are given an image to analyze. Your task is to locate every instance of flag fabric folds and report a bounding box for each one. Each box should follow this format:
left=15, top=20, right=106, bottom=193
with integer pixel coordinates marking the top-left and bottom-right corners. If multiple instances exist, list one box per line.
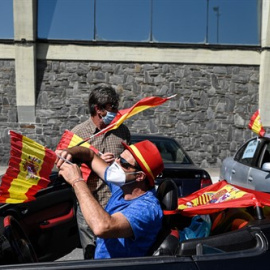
left=56, top=130, right=99, bottom=180
left=177, top=180, right=270, bottom=216
left=0, top=131, right=56, bottom=204
left=92, top=95, right=175, bottom=137
left=248, top=110, right=266, bottom=137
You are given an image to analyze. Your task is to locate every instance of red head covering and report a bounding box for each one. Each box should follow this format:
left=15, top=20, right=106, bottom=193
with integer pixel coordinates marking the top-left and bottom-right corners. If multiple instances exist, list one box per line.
left=122, top=140, right=164, bottom=186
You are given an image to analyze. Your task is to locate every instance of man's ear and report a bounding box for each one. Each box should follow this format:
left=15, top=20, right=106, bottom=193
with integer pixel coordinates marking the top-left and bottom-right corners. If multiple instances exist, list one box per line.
left=136, top=171, right=146, bottom=182
left=95, top=105, right=101, bottom=113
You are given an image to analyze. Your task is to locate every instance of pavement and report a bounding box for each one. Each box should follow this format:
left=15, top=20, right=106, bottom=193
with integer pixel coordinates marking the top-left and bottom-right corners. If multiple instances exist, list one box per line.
left=204, top=167, right=220, bottom=183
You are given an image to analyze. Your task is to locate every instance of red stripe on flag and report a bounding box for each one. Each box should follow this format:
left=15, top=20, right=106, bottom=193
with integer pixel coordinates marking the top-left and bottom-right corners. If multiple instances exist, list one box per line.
left=0, top=134, right=23, bottom=203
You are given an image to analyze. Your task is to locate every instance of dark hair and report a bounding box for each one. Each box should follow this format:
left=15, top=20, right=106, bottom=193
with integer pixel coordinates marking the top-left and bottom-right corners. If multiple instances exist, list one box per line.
left=88, top=84, right=119, bottom=116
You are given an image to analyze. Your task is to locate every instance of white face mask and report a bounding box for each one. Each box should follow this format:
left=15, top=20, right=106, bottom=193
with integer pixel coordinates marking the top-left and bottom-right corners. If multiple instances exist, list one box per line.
left=105, top=161, right=137, bottom=187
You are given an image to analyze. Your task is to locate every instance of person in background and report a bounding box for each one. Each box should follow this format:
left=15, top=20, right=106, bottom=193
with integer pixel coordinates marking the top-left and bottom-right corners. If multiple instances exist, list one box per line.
left=71, top=83, right=130, bottom=259
left=55, top=139, right=164, bottom=258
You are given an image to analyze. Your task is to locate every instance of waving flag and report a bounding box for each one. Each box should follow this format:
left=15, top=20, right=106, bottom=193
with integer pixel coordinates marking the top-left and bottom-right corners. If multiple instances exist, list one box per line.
left=81, top=95, right=176, bottom=141
left=0, top=131, right=56, bottom=204
left=177, top=180, right=270, bottom=216
left=56, top=130, right=99, bottom=152
left=248, top=110, right=266, bottom=137
left=56, top=130, right=99, bottom=180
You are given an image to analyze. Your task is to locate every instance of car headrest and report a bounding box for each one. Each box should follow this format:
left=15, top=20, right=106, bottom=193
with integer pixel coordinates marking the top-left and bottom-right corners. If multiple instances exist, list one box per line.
left=156, top=178, right=178, bottom=211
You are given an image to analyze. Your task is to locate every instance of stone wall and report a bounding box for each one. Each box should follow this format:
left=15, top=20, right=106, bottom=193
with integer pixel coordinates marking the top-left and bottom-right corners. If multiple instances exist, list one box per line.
left=0, top=60, right=260, bottom=167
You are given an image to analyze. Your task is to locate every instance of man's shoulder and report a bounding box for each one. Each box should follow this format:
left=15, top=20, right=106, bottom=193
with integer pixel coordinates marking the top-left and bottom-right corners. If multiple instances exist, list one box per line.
left=72, top=119, right=95, bottom=134
left=130, top=190, right=161, bottom=210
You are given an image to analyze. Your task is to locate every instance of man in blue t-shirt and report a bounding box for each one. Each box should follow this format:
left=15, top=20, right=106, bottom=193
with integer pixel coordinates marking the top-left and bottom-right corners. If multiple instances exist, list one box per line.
left=55, top=140, right=164, bottom=259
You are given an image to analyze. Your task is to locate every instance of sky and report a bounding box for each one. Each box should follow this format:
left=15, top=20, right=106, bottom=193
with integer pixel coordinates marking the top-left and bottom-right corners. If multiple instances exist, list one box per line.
left=0, top=0, right=261, bottom=45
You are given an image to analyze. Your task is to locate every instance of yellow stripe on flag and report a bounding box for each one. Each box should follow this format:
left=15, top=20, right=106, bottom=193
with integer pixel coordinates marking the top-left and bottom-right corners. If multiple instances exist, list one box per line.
left=67, top=133, right=90, bottom=148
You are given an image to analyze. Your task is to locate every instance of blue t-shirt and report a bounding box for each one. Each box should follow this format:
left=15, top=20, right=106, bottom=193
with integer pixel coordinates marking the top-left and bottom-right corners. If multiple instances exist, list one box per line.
left=94, top=174, right=163, bottom=259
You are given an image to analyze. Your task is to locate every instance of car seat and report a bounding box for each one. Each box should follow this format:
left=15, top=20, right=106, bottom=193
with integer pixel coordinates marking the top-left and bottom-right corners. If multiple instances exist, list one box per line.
left=210, top=208, right=254, bottom=235
left=147, top=178, right=180, bottom=256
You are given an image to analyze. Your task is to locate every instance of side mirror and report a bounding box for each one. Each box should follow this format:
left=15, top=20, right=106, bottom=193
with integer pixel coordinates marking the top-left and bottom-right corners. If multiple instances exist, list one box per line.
left=262, top=162, right=270, bottom=172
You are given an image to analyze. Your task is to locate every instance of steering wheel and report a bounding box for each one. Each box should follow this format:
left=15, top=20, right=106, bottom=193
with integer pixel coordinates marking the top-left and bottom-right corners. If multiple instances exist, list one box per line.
left=3, top=215, right=38, bottom=263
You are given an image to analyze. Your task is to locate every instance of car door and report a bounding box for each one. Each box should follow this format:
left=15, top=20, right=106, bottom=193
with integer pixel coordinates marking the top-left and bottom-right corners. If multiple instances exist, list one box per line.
left=228, top=139, right=261, bottom=188
left=181, top=227, right=269, bottom=270
left=247, top=141, right=270, bottom=192
left=0, top=172, right=80, bottom=262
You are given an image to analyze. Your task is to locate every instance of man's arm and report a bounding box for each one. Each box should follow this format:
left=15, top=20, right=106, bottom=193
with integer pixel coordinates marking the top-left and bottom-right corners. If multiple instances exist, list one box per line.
left=56, top=149, right=134, bottom=239
left=55, top=146, right=107, bottom=180
left=58, top=162, right=133, bottom=238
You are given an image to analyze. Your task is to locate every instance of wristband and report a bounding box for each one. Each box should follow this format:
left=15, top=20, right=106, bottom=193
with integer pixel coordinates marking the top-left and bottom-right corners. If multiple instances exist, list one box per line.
left=72, top=178, right=85, bottom=188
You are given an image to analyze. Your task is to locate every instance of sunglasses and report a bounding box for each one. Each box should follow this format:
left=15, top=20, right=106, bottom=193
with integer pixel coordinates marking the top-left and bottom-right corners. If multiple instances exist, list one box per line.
left=118, top=156, right=140, bottom=171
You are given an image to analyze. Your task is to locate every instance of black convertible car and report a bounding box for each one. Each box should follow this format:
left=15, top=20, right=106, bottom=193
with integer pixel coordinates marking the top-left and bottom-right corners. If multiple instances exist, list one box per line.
left=0, top=135, right=270, bottom=269
left=0, top=174, right=270, bottom=269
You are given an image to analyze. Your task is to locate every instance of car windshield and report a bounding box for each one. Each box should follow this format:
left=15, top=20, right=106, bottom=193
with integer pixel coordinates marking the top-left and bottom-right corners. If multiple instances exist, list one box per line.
left=131, top=137, right=191, bottom=165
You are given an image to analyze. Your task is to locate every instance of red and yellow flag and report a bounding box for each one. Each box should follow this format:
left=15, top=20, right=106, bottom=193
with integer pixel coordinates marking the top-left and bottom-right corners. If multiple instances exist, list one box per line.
left=56, top=130, right=99, bottom=151
left=0, top=131, right=56, bottom=204
left=248, top=110, right=266, bottom=137
left=177, top=180, right=270, bottom=216
left=93, top=95, right=176, bottom=137
left=56, top=130, right=99, bottom=180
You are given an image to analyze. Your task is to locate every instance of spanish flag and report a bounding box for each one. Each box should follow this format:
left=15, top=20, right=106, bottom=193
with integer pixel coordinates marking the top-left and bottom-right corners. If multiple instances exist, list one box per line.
left=177, top=180, right=270, bottom=216
left=248, top=110, right=266, bottom=137
left=0, top=131, right=56, bottom=204
left=56, top=130, right=99, bottom=180
left=56, top=130, right=98, bottom=151
left=93, top=95, right=176, bottom=137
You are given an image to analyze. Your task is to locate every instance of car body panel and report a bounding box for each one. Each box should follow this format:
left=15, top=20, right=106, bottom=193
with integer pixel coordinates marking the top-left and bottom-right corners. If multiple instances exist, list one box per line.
left=220, top=136, right=270, bottom=192
left=0, top=219, right=270, bottom=269
left=222, top=157, right=251, bottom=188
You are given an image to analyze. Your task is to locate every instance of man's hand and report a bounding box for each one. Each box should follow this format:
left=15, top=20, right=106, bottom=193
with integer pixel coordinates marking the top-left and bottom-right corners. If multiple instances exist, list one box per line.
left=58, top=162, right=83, bottom=186
left=55, top=149, right=83, bottom=186
left=55, top=149, right=73, bottom=168
left=100, top=152, right=115, bottom=164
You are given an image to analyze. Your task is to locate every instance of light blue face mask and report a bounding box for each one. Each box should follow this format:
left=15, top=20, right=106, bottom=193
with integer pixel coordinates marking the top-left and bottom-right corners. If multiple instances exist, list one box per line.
left=102, top=111, right=117, bottom=125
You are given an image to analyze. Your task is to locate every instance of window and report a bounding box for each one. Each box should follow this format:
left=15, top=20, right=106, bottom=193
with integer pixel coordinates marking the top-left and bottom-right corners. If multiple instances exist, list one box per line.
left=235, top=139, right=260, bottom=166
left=0, top=0, right=13, bottom=39
left=37, top=0, right=261, bottom=45
left=38, top=0, right=94, bottom=40
left=95, top=0, right=150, bottom=41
